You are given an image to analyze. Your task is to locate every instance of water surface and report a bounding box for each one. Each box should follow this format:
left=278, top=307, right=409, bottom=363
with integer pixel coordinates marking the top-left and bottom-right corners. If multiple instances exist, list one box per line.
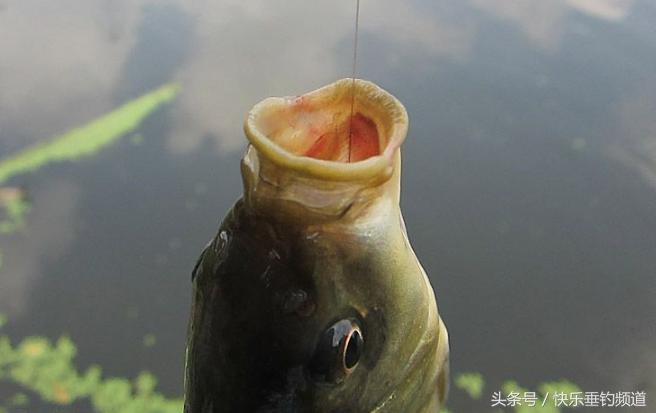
left=1, top=1, right=655, bottom=412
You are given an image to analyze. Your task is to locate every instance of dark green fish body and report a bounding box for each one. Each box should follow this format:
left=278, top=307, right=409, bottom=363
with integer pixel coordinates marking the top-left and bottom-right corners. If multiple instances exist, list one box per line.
left=184, top=79, right=449, bottom=412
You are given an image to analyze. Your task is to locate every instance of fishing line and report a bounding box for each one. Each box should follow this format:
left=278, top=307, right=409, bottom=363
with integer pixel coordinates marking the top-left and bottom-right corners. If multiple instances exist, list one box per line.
left=348, top=0, right=360, bottom=162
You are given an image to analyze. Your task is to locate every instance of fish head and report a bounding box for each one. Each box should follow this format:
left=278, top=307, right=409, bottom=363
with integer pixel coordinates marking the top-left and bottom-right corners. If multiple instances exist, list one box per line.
left=185, top=79, right=448, bottom=412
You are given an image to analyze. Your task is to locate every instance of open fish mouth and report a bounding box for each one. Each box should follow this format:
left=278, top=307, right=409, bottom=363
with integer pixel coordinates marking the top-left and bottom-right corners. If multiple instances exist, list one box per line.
left=244, top=78, right=408, bottom=182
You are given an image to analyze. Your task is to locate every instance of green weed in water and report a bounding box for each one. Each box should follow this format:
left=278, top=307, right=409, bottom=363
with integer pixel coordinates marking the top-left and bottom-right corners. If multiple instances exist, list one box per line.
left=0, top=83, right=180, bottom=282
left=0, top=84, right=182, bottom=411
left=0, top=333, right=183, bottom=412
left=0, top=83, right=180, bottom=185
left=455, top=372, right=485, bottom=400
left=0, top=198, right=31, bottom=234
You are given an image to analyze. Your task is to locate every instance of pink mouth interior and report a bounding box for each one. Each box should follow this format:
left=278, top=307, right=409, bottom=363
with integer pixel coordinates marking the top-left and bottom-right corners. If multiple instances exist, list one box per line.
left=260, top=96, right=382, bottom=163
left=303, top=113, right=380, bottom=163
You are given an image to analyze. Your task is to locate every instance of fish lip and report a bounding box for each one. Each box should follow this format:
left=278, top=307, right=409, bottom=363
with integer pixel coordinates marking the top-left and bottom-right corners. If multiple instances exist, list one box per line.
left=243, top=78, right=409, bottom=183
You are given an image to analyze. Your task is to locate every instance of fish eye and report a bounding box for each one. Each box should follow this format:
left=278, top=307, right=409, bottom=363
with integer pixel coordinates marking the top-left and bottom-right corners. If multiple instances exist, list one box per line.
left=343, top=328, right=363, bottom=370
left=309, top=319, right=364, bottom=383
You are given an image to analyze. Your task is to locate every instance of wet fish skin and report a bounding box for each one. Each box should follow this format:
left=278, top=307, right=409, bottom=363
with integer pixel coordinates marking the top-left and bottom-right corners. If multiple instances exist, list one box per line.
left=184, top=79, right=449, bottom=412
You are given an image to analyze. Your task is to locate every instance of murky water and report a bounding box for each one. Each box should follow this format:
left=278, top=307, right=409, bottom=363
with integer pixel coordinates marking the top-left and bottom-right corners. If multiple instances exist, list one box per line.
left=1, top=1, right=655, bottom=412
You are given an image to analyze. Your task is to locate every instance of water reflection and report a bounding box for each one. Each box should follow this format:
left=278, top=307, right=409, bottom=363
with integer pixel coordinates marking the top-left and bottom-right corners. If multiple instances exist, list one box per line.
left=0, top=0, right=475, bottom=153
left=611, top=79, right=656, bottom=189
left=567, top=0, right=634, bottom=21
left=0, top=0, right=145, bottom=149
left=0, top=181, right=79, bottom=316
left=167, top=0, right=476, bottom=152
left=470, top=0, right=633, bottom=50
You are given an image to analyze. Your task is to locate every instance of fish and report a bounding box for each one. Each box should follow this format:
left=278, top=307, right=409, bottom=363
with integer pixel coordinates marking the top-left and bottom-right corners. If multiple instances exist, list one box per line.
left=184, top=78, right=449, bottom=412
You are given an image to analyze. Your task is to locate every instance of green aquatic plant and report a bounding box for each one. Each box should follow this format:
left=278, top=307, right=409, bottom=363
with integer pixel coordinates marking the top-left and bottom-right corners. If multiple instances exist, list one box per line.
left=0, top=197, right=31, bottom=234
left=0, top=332, right=183, bottom=412
left=0, top=83, right=180, bottom=185
left=0, top=83, right=180, bottom=279
left=455, top=372, right=485, bottom=400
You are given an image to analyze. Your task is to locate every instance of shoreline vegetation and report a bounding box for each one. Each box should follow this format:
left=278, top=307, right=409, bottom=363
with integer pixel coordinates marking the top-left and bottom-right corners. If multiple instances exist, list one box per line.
left=0, top=83, right=579, bottom=412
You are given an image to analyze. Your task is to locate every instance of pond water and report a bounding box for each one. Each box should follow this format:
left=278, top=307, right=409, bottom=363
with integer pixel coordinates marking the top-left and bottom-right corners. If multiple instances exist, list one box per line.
left=0, top=1, right=655, bottom=412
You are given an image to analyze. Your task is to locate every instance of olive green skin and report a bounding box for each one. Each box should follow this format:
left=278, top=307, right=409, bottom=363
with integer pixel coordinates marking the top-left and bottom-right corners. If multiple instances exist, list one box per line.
left=184, top=185, right=449, bottom=412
